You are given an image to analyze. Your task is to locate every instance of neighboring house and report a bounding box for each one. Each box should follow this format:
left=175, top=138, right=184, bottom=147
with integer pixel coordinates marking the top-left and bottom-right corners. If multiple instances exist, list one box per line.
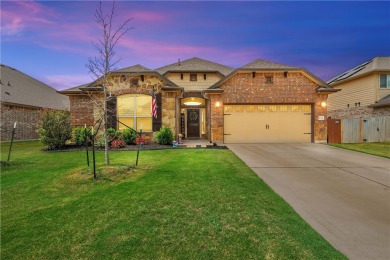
left=59, top=57, right=338, bottom=144
left=327, top=56, right=390, bottom=119
left=0, top=64, right=70, bottom=141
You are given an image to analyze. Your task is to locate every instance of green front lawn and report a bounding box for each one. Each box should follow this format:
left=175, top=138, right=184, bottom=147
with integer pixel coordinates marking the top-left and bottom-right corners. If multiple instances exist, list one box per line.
left=329, top=142, right=390, bottom=158
left=1, top=141, right=345, bottom=259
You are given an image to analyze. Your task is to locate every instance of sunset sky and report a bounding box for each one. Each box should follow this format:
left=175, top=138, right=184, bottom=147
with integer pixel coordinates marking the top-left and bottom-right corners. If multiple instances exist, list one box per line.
left=1, top=1, right=389, bottom=90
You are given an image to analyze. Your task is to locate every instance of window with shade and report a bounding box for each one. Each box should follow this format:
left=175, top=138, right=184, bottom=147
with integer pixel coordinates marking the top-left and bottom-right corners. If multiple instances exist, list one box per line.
left=380, top=74, right=390, bottom=88
left=117, top=94, right=152, bottom=131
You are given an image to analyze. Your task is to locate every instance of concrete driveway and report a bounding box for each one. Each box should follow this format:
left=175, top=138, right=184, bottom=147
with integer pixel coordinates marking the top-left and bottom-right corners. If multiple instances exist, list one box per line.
left=227, top=143, right=390, bottom=260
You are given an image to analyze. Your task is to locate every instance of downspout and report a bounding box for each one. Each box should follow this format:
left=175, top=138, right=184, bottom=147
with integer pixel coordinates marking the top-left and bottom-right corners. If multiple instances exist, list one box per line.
left=176, top=88, right=184, bottom=138
left=201, top=90, right=211, bottom=141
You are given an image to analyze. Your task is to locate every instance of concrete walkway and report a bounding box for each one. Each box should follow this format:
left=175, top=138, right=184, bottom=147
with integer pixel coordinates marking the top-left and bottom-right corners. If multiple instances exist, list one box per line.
left=227, top=143, right=390, bottom=260
left=180, top=139, right=211, bottom=148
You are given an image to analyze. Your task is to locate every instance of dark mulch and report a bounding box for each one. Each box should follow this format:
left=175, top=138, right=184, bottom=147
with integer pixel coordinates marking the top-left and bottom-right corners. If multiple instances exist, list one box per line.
left=45, top=142, right=227, bottom=152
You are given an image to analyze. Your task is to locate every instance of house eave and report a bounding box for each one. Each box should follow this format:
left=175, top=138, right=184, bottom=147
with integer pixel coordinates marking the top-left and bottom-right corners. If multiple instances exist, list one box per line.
left=161, top=86, right=184, bottom=91
left=79, top=86, right=104, bottom=92
left=315, top=87, right=341, bottom=94
left=203, top=88, right=224, bottom=94
left=369, top=103, right=390, bottom=108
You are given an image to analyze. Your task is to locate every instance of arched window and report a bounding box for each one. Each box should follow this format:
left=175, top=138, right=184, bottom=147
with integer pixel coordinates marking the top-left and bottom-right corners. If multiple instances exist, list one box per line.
left=117, top=94, right=152, bottom=131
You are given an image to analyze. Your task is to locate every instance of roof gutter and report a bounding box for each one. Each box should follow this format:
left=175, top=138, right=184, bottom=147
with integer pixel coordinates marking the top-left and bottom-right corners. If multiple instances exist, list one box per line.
left=79, top=86, right=104, bottom=92
left=161, top=85, right=184, bottom=91
left=315, top=86, right=341, bottom=94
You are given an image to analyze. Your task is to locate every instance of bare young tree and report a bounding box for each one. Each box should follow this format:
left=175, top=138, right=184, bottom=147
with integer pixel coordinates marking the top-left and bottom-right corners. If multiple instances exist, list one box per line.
left=86, top=0, right=133, bottom=165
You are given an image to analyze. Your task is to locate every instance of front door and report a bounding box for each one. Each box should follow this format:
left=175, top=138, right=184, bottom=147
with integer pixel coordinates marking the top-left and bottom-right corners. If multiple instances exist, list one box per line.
left=187, top=109, right=200, bottom=138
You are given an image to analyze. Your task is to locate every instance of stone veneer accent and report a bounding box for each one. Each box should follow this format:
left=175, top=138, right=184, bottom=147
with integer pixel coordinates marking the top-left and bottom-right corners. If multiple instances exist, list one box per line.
left=328, top=106, right=390, bottom=119
left=161, top=91, right=178, bottom=133
left=67, top=74, right=175, bottom=143
left=1, top=104, right=40, bottom=141
left=210, top=72, right=329, bottom=143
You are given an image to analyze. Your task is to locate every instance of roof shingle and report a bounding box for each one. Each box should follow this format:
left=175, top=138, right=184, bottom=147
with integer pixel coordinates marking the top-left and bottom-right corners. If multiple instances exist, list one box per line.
left=155, top=57, right=234, bottom=76
left=327, top=57, right=390, bottom=85
left=0, top=64, right=69, bottom=110
left=239, top=59, right=298, bottom=70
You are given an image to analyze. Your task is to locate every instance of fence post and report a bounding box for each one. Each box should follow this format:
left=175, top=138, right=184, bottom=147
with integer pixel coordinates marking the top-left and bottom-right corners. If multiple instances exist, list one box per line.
left=7, top=122, right=17, bottom=162
left=136, top=129, right=142, bottom=166
left=85, top=126, right=90, bottom=167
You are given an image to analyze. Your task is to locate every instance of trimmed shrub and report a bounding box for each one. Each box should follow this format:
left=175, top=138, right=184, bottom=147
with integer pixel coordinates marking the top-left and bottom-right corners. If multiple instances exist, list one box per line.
left=105, top=127, right=123, bottom=145
left=135, top=137, right=147, bottom=145
left=95, top=135, right=106, bottom=148
left=73, top=127, right=92, bottom=146
left=156, top=126, right=174, bottom=145
left=122, top=128, right=138, bottom=145
left=36, top=109, right=72, bottom=150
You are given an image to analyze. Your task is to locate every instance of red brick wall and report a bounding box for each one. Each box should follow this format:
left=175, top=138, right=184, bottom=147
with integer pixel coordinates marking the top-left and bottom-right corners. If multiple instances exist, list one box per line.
left=69, top=95, right=94, bottom=127
left=1, top=104, right=40, bottom=141
left=222, top=72, right=318, bottom=103
left=210, top=72, right=328, bottom=143
left=209, top=94, right=224, bottom=142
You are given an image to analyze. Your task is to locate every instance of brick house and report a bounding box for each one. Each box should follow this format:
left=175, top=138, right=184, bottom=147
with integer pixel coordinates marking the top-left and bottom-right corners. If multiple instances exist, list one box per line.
left=1, top=64, right=70, bottom=141
left=327, top=56, right=390, bottom=119
left=60, top=58, right=338, bottom=144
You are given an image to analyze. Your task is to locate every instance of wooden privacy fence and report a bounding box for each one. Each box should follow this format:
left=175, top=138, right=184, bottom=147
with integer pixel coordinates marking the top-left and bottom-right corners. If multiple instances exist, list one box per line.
left=328, top=116, right=390, bottom=143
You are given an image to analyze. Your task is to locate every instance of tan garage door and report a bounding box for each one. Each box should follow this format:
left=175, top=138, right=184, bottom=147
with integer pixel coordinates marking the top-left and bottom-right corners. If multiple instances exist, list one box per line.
left=224, top=104, right=312, bottom=143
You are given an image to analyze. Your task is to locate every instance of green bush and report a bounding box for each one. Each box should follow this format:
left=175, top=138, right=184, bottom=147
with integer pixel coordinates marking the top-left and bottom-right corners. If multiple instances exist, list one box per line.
left=36, top=109, right=72, bottom=150
left=156, top=126, right=174, bottom=145
left=107, top=127, right=123, bottom=144
left=73, top=127, right=92, bottom=146
left=122, top=128, right=138, bottom=145
left=95, top=135, right=106, bottom=148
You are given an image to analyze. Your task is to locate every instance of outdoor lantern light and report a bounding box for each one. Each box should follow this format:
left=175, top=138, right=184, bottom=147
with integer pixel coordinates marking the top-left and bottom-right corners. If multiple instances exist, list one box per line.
left=183, top=97, right=202, bottom=106
left=321, top=101, right=327, bottom=107
left=184, top=101, right=202, bottom=106
left=215, top=101, right=221, bottom=107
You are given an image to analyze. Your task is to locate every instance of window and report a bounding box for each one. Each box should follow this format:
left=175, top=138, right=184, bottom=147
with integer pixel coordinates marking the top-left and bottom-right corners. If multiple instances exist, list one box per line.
left=279, top=105, right=288, bottom=112
left=224, top=105, right=232, bottom=113
left=380, top=74, right=390, bottom=88
left=269, top=105, right=277, bottom=112
left=117, top=94, right=152, bottom=131
left=291, top=105, right=299, bottom=112
left=265, top=75, right=273, bottom=84
left=190, top=74, right=197, bottom=81
left=235, top=106, right=244, bottom=112
left=130, top=78, right=138, bottom=87
left=301, top=105, right=311, bottom=112
left=246, top=105, right=255, bottom=112
left=257, top=105, right=266, bottom=112
left=120, top=75, right=126, bottom=82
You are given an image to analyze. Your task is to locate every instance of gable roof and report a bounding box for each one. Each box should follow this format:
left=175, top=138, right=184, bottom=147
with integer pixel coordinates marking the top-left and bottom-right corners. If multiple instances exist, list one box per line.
left=369, top=94, right=390, bottom=108
left=210, top=59, right=331, bottom=89
left=239, top=59, right=298, bottom=70
left=155, top=57, right=234, bottom=76
left=327, top=57, right=390, bottom=85
left=59, top=64, right=180, bottom=94
left=58, top=83, right=91, bottom=94
left=0, top=64, right=69, bottom=110
left=112, top=64, right=152, bottom=74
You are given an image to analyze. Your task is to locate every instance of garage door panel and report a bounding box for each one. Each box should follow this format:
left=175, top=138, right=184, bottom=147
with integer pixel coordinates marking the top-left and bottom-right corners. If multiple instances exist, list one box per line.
left=224, top=105, right=312, bottom=143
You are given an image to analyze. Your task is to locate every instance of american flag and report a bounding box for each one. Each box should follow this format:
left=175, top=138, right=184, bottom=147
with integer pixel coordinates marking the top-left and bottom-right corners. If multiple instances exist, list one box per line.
left=151, top=88, right=157, bottom=118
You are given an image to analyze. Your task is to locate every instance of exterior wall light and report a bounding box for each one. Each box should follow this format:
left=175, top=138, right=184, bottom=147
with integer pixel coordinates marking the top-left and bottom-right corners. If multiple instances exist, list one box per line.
left=215, top=101, right=221, bottom=107
left=321, top=101, right=327, bottom=108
